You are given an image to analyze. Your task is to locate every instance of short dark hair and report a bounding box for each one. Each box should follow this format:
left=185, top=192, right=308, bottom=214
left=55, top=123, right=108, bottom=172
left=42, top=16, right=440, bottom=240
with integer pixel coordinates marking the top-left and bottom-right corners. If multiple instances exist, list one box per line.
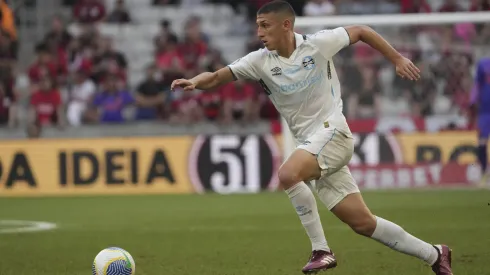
left=257, top=0, right=296, bottom=18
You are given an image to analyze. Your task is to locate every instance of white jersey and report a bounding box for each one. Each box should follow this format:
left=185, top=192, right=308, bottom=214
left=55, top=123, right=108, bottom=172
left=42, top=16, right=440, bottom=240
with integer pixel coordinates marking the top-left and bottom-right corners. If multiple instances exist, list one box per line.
left=228, top=27, right=352, bottom=143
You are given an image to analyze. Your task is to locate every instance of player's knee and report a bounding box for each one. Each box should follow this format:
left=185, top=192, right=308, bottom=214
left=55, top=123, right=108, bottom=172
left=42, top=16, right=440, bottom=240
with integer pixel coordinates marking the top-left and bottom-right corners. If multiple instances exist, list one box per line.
left=277, top=165, right=302, bottom=190
left=349, top=214, right=377, bottom=237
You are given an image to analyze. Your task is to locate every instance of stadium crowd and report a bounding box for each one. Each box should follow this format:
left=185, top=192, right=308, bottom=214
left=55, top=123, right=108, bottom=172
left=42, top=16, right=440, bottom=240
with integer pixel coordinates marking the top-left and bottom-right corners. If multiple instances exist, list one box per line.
left=0, top=0, right=489, bottom=133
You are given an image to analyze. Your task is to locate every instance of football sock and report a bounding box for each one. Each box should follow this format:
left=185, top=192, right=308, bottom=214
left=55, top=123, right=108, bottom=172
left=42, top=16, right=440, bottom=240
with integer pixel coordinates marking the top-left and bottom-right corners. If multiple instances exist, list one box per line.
left=286, top=182, right=330, bottom=252
left=370, top=216, right=439, bottom=266
left=478, top=144, right=487, bottom=173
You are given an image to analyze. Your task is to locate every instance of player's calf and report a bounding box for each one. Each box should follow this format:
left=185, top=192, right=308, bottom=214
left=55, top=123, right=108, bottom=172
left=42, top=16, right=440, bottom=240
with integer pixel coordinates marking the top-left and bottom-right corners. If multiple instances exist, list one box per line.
left=279, top=149, right=331, bottom=260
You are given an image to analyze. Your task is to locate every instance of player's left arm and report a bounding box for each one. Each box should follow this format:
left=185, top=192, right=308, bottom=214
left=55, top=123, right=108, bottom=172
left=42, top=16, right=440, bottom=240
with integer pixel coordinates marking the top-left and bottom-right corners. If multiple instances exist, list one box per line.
left=344, top=25, right=420, bottom=81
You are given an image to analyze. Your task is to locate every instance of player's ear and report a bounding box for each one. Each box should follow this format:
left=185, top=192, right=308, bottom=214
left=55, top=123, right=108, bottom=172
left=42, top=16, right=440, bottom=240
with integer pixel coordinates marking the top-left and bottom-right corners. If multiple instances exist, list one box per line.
left=283, top=18, right=292, bottom=30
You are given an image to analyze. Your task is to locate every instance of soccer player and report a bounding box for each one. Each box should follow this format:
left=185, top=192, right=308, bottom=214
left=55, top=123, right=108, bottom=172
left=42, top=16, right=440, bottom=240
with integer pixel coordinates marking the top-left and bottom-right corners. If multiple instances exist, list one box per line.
left=470, top=57, right=490, bottom=187
left=171, top=1, right=453, bottom=274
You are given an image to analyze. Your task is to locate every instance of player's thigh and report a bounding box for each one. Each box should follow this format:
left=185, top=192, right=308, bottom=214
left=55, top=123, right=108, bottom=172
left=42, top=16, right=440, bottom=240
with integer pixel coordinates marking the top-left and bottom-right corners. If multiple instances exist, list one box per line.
left=278, top=148, right=321, bottom=186
left=314, top=165, right=360, bottom=211
left=306, top=128, right=354, bottom=178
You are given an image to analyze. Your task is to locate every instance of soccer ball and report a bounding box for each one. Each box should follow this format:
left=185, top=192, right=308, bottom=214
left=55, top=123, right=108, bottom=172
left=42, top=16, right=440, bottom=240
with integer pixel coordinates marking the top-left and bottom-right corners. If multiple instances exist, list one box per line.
left=92, top=247, right=136, bottom=275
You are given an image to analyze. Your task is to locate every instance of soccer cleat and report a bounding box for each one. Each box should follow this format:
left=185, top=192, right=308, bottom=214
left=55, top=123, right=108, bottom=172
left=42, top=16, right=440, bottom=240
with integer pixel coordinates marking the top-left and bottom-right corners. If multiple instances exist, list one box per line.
left=301, top=250, right=337, bottom=274
left=431, top=245, right=453, bottom=275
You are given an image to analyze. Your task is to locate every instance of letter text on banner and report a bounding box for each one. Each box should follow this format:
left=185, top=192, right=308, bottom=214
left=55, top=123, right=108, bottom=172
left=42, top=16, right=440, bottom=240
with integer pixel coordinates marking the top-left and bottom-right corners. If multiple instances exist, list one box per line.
left=0, top=137, right=194, bottom=196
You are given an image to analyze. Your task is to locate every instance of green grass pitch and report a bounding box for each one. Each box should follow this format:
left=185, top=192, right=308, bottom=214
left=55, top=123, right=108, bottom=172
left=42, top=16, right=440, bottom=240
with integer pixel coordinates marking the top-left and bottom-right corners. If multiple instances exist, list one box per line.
left=0, top=189, right=488, bottom=275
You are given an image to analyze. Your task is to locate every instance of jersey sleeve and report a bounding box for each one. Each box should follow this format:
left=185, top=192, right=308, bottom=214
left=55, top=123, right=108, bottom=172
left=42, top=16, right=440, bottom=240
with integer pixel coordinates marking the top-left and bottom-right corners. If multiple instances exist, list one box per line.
left=227, top=50, right=263, bottom=81
left=309, top=27, right=350, bottom=58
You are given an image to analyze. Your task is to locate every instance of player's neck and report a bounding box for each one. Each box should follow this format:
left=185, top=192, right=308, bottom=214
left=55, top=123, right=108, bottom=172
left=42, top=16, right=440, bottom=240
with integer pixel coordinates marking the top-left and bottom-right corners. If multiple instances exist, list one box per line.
left=276, top=32, right=296, bottom=59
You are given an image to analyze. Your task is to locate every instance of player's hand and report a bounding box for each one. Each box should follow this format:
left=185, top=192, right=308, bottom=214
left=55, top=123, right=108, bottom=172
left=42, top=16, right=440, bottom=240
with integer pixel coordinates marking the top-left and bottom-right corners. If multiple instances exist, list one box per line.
left=171, top=79, right=196, bottom=92
left=394, top=57, right=420, bottom=81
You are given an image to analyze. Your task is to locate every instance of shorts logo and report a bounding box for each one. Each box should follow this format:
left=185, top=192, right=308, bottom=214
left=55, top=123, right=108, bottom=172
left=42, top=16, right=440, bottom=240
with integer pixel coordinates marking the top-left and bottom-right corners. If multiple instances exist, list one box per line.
left=302, top=56, right=315, bottom=70
left=271, top=67, right=282, bottom=76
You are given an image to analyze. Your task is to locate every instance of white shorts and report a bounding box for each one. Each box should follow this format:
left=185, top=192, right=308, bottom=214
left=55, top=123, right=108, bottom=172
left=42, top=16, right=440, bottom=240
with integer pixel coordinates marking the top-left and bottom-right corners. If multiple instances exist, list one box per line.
left=297, top=127, right=360, bottom=210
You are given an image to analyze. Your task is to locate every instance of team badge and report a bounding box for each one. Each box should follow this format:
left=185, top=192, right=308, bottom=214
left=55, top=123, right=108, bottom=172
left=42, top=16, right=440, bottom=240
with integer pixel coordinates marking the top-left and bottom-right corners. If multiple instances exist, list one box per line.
left=302, top=56, right=315, bottom=70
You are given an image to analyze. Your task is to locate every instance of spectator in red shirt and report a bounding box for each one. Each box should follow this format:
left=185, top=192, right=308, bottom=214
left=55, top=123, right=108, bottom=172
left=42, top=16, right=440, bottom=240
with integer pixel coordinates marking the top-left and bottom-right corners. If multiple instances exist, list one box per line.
left=28, top=44, right=59, bottom=89
left=73, top=0, right=106, bottom=24
left=170, top=89, right=202, bottom=124
left=198, top=88, right=222, bottom=121
left=178, top=16, right=208, bottom=77
left=29, top=77, right=64, bottom=127
left=156, top=35, right=185, bottom=86
left=222, top=80, right=256, bottom=124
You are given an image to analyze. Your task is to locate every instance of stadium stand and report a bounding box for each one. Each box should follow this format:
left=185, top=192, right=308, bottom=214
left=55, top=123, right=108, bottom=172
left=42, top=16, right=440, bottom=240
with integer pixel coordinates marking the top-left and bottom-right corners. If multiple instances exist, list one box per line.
left=1, top=0, right=489, bottom=136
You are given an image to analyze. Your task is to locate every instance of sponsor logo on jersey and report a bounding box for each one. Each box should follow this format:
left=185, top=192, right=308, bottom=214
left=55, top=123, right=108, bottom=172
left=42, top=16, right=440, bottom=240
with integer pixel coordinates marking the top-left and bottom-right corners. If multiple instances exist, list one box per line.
left=279, top=72, right=324, bottom=93
left=302, top=56, right=316, bottom=70
left=271, top=67, right=282, bottom=76
left=283, top=65, right=301, bottom=75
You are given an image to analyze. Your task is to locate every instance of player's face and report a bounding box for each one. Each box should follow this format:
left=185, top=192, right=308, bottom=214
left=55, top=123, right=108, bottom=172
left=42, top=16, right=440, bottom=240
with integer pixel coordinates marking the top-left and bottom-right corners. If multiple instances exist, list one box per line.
left=256, top=13, right=288, bottom=51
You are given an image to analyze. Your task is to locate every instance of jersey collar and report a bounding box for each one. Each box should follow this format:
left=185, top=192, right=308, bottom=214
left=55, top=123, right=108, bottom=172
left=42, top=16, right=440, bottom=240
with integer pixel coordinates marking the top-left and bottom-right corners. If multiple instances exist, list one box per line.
left=271, top=32, right=306, bottom=61
left=294, top=32, right=306, bottom=48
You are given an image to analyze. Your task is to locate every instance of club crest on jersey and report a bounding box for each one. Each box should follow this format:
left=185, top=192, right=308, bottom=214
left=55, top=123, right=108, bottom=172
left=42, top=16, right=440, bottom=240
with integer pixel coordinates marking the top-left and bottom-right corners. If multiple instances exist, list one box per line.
left=302, top=56, right=315, bottom=70
left=271, top=67, right=282, bottom=76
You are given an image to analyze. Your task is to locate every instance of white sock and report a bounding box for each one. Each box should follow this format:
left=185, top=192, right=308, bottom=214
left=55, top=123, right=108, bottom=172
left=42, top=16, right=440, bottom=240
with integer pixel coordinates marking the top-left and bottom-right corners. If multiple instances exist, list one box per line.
left=286, top=182, right=330, bottom=252
left=371, top=216, right=439, bottom=265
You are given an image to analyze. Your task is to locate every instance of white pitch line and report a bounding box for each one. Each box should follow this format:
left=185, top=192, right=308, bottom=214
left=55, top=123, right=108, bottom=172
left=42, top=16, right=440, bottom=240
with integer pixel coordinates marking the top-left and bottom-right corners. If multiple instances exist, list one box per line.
left=0, top=220, right=58, bottom=234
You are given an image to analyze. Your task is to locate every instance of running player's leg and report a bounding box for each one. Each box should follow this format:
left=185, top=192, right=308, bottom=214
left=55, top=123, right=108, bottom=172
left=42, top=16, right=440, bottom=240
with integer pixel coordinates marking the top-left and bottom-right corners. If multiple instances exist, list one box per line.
left=477, top=115, right=489, bottom=186
left=312, top=129, right=452, bottom=274
left=328, top=191, right=452, bottom=274
left=278, top=148, right=329, bottom=255
left=289, top=128, right=347, bottom=274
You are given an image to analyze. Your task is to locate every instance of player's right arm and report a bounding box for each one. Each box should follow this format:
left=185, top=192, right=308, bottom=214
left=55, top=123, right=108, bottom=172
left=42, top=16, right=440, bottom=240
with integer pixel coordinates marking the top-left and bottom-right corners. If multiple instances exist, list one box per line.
left=171, top=50, right=262, bottom=91
left=171, top=67, right=235, bottom=91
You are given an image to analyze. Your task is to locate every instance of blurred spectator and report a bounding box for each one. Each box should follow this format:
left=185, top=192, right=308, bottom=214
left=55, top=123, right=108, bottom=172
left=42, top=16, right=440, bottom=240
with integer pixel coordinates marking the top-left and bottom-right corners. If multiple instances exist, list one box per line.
left=178, top=16, right=209, bottom=77
left=198, top=88, right=222, bottom=122
left=0, top=0, right=17, bottom=42
left=222, top=80, right=257, bottom=124
left=0, top=81, right=16, bottom=127
left=0, top=29, right=16, bottom=81
left=170, top=89, right=201, bottom=124
left=29, top=77, right=64, bottom=127
left=106, top=0, right=132, bottom=24
left=154, top=19, right=178, bottom=52
left=66, top=69, right=97, bottom=126
left=28, top=44, right=59, bottom=89
left=44, top=15, right=73, bottom=50
left=134, top=64, right=169, bottom=120
left=347, top=66, right=381, bottom=119
left=92, top=36, right=127, bottom=84
left=470, top=0, right=490, bottom=11
left=67, top=40, right=94, bottom=75
left=438, top=0, right=463, bottom=12
left=73, top=0, right=107, bottom=24
left=400, top=0, right=431, bottom=13
left=303, top=0, right=335, bottom=16
left=156, top=35, right=185, bottom=83
left=87, top=74, right=134, bottom=123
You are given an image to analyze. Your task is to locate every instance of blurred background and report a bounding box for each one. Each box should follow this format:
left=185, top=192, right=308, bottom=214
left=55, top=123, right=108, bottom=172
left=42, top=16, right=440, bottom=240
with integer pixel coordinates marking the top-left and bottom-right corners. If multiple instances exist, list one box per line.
left=0, top=0, right=488, bottom=138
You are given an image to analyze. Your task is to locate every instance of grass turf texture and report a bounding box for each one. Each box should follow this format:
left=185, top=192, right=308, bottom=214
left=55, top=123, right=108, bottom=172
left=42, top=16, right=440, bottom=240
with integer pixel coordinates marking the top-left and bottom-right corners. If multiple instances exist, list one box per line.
left=0, top=189, right=488, bottom=275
